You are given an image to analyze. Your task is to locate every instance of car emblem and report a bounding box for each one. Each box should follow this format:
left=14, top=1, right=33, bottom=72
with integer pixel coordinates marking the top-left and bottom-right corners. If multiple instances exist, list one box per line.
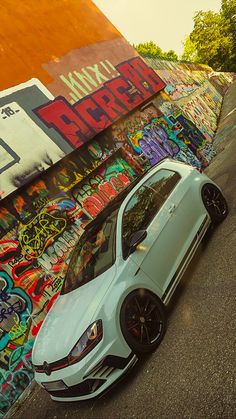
left=43, top=361, right=51, bottom=376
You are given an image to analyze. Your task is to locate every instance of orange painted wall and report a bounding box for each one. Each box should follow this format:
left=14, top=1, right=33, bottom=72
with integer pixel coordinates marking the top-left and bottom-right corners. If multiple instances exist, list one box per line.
left=0, top=0, right=121, bottom=89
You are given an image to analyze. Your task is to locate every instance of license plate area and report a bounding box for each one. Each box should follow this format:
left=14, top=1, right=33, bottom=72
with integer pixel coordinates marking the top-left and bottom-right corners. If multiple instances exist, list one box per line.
left=41, top=380, right=68, bottom=391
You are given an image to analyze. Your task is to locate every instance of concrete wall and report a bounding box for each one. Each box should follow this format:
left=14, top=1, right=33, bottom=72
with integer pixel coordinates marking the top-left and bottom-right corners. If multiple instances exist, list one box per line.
left=0, top=1, right=234, bottom=416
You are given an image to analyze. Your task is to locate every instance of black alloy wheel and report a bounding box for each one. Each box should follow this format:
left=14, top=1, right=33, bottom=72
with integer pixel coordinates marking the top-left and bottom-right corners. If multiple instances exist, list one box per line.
left=202, top=183, right=228, bottom=224
left=120, top=289, right=166, bottom=354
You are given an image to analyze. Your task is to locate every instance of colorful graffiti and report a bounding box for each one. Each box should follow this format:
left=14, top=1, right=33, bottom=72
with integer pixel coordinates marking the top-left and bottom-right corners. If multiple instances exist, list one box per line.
left=144, top=57, right=229, bottom=143
left=0, top=338, right=34, bottom=416
left=34, top=56, right=165, bottom=148
left=0, top=139, right=146, bottom=413
left=0, top=56, right=165, bottom=201
left=72, top=156, right=136, bottom=218
left=19, top=212, right=67, bottom=259
left=0, top=270, right=32, bottom=350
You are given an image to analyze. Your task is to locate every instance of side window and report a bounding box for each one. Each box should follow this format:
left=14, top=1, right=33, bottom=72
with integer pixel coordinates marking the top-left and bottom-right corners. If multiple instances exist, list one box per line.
left=122, top=169, right=180, bottom=258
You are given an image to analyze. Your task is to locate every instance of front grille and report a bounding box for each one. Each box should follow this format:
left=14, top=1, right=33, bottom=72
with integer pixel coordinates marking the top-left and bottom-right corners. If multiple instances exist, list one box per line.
left=47, top=378, right=105, bottom=398
left=34, top=356, right=69, bottom=375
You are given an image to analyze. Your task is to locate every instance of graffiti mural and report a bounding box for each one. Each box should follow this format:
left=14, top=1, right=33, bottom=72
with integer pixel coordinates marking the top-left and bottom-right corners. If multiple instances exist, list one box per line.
left=0, top=338, right=34, bottom=416
left=34, top=56, right=165, bottom=148
left=72, top=156, right=136, bottom=218
left=0, top=56, right=165, bottom=201
left=0, top=136, right=146, bottom=414
left=19, top=212, right=67, bottom=259
left=127, top=116, right=202, bottom=169
left=143, top=57, right=233, bottom=145
left=0, top=80, right=67, bottom=200
left=0, top=270, right=32, bottom=350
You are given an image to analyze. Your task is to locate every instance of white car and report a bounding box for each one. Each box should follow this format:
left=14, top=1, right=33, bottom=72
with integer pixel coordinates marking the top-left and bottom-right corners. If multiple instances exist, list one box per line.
left=32, top=159, right=228, bottom=401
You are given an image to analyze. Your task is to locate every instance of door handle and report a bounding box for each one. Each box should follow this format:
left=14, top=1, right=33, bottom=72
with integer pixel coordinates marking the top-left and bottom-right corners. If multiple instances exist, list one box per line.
left=168, top=204, right=176, bottom=214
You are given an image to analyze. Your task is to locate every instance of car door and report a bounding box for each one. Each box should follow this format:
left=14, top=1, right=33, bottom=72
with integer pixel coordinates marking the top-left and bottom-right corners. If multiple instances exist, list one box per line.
left=122, top=168, right=201, bottom=294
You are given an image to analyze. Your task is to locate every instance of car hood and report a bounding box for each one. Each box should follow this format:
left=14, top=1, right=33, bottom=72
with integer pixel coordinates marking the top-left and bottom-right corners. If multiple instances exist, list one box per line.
left=32, top=264, right=116, bottom=365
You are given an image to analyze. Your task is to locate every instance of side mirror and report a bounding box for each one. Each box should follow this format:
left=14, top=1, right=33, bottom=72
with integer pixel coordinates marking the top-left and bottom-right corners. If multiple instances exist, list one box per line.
left=128, top=230, right=147, bottom=255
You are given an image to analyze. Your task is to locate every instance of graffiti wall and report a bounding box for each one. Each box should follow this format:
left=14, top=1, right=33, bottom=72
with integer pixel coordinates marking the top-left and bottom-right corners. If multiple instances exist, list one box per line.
left=0, top=0, right=234, bottom=416
left=0, top=56, right=165, bottom=201
left=0, top=135, right=143, bottom=415
left=144, top=58, right=234, bottom=136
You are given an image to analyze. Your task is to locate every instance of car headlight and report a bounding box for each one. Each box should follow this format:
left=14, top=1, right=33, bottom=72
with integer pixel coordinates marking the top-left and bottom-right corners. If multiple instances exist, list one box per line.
left=68, top=320, right=103, bottom=365
left=34, top=320, right=103, bottom=374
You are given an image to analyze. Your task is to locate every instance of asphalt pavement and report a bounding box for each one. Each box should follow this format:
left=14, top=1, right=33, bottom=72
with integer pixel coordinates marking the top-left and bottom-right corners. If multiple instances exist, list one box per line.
left=9, top=81, right=236, bottom=419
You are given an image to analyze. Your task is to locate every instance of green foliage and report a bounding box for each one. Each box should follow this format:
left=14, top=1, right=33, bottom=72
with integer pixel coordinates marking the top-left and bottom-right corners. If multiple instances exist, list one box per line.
left=162, top=50, right=178, bottom=61
left=181, top=0, right=236, bottom=71
left=134, top=41, right=178, bottom=61
left=181, top=36, right=199, bottom=62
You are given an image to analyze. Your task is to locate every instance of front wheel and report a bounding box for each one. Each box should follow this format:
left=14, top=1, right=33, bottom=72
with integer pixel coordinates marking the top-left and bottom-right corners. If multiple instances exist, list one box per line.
left=201, top=183, right=228, bottom=224
left=120, top=289, right=166, bottom=355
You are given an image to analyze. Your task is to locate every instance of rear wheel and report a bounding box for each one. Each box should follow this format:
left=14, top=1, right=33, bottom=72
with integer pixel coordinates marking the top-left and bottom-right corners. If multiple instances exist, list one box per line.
left=202, top=183, right=228, bottom=224
left=120, top=289, right=166, bottom=355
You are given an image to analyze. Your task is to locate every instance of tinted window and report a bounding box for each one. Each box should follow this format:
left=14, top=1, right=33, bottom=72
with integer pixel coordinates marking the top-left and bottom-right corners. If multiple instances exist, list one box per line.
left=122, top=170, right=180, bottom=257
left=61, top=209, right=118, bottom=294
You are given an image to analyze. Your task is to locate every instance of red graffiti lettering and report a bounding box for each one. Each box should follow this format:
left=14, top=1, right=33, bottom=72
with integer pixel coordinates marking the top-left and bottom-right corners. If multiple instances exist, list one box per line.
left=99, top=182, right=118, bottom=199
left=106, top=77, right=142, bottom=110
left=93, top=86, right=125, bottom=120
left=74, top=97, right=111, bottom=133
left=109, top=176, right=124, bottom=192
left=129, top=57, right=166, bottom=92
left=117, top=172, right=130, bottom=186
left=117, top=58, right=165, bottom=100
left=92, top=192, right=109, bottom=205
left=83, top=195, right=105, bottom=218
left=34, top=98, right=94, bottom=147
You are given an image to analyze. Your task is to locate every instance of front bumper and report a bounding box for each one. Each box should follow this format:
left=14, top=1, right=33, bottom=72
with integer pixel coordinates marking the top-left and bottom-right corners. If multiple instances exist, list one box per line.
left=38, top=352, right=137, bottom=401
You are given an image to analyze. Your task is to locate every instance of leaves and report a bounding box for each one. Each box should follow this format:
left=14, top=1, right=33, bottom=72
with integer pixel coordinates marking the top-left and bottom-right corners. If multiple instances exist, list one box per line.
left=181, top=0, right=236, bottom=71
left=134, top=41, right=178, bottom=61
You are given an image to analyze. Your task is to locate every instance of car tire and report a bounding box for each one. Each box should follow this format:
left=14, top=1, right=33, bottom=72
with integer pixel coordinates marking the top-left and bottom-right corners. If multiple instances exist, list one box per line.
left=201, top=183, right=228, bottom=224
left=120, top=289, right=166, bottom=355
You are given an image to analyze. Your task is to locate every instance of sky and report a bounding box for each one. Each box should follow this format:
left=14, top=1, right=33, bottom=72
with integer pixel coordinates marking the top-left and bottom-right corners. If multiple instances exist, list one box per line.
left=93, top=0, right=222, bottom=56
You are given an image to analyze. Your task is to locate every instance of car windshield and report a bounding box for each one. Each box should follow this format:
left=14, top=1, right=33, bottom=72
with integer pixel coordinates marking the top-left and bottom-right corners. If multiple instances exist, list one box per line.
left=61, top=209, right=118, bottom=294
left=61, top=168, right=157, bottom=294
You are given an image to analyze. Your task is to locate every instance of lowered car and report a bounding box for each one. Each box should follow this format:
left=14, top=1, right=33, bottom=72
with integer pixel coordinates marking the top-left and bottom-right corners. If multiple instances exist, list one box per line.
left=32, top=159, right=228, bottom=401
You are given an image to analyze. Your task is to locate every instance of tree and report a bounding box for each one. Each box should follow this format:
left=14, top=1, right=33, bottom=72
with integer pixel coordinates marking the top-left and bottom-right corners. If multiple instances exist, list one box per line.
left=221, top=0, right=236, bottom=67
left=162, top=49, right=178, bottom=61
left=134, top=41, right=178, bottom=61
left=135, top=41, right=162, bottom=57
left=181, top=1, right=236, bottom=71
left=181, top=36, right=199, bottom=62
